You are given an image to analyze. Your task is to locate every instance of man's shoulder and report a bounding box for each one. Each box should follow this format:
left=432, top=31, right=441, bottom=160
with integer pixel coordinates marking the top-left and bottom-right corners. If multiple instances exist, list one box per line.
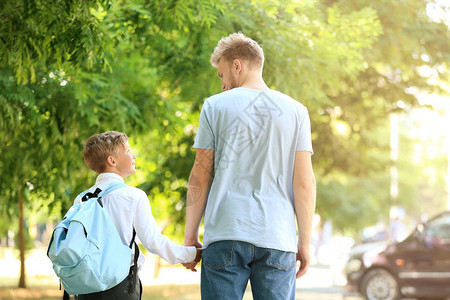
left=270, top=90, right=307, bottom=109
left=204, top=88, right=273, bottom=108
left=204, top=88, right=308, bottom=114
left=205, top=89, right=236, bottom=103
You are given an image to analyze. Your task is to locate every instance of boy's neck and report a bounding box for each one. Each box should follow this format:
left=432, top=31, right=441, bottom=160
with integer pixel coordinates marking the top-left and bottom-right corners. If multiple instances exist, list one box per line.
left=100, top=169, right=128, bottom=179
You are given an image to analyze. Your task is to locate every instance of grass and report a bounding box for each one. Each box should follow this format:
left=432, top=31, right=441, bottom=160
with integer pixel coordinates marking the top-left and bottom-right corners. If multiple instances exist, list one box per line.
left=0, top=284, right=202, bottom=300
left=0, top=247, right=205, bottom=299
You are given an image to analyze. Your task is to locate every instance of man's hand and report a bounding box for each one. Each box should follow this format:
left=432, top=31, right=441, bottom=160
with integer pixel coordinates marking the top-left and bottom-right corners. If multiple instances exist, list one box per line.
left=296, top=245, right=310, bottom=278
left=293, top=151, right=316, bottom=279
left=183, top=148, right=213, bottom=272
left=182, top=239, right=203, bottom=272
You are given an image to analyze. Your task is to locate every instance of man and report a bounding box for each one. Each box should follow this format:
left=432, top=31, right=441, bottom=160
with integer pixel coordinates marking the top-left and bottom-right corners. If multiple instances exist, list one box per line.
left=184, top=32, right=316, bottom=299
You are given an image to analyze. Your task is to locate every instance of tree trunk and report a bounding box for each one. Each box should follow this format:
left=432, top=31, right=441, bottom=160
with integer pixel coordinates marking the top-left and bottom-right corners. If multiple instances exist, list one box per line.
left=18, top=188, right=26, bottom=288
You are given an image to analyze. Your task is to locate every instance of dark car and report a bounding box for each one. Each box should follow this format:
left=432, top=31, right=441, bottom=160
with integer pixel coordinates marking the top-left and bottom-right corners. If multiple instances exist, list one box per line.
left=345, top=211, right=450, bottom=300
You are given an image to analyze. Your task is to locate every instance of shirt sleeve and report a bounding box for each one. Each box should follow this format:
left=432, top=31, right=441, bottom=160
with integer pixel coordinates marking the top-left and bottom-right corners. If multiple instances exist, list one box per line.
left=296, top=106, right=314, bottom=154
left=193, top=100, right=215, bottom=150
left=133, top=191, right=197, bottom=264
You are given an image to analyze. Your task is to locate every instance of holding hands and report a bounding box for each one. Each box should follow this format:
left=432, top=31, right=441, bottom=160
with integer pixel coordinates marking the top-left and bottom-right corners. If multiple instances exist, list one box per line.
left=182, top=238, right=203, bottom=272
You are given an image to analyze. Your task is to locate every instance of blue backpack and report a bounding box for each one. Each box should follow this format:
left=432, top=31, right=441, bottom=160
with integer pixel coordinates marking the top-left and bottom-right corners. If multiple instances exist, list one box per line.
left=47, top=183, right=135, bottom=295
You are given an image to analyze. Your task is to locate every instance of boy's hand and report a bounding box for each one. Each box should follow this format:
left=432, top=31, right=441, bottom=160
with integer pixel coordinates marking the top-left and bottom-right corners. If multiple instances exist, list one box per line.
left=182, top=241, right=202, bottom=272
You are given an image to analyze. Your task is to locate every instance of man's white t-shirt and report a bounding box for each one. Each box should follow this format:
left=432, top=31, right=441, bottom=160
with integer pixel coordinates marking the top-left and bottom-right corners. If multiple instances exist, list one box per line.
left=194, top=87, right=313, bottom=252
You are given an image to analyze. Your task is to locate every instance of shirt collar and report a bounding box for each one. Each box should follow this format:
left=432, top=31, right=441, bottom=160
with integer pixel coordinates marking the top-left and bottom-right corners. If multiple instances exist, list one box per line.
left=95, top=172, right=125, bottom=185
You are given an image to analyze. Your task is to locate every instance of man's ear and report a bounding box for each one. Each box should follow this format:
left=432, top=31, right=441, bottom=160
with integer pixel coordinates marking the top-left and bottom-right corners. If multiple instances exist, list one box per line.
left=106, top=156, right=116, bottom=167
left=233, top=59, right=243, bottom=73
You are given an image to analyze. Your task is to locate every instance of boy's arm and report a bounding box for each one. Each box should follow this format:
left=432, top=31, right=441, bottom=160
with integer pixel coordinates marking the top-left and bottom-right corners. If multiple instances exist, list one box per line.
left=133, top=190, right=197, bottom=265
left=293, top=151, right=316, bottom=279
left=184, top=148, right=214, bottom=246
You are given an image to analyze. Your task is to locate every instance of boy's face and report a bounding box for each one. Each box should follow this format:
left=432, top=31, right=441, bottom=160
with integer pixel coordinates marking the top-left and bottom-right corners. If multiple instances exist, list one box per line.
left=113, top=141, right=136, bottom=179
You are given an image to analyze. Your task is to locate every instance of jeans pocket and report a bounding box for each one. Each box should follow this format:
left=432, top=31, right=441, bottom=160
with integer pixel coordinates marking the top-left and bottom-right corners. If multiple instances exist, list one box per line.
left=267, top=249, right=296, bottom=271
left=203, top=241, right=235, bottom=270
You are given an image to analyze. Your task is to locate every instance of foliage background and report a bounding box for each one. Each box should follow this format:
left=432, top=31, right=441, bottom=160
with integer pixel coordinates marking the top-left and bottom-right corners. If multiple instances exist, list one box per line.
left=0, top=0, right=448, bottom=285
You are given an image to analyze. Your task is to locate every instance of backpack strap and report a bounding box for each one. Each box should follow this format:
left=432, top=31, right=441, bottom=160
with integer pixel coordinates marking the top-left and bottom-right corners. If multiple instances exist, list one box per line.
left=129, top=228, right=136, bottom=248
left=81, top=188, right=102, bottom=202
left=80, top=182, right=127, bottom=207
left=129, top=228, right=139, bottom=265
left=127, top=228, right=140, bottom=294
left=97, top=182, right=127, bottom=198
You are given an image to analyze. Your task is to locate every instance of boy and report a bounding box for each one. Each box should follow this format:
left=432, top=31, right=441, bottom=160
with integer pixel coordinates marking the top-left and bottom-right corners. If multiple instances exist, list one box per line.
left=77, top=131, right=201, bottom=300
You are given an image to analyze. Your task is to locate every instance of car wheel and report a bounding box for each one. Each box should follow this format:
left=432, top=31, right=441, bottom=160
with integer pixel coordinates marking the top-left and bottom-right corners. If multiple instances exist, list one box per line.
left=361, top=269, right=400, bottom=300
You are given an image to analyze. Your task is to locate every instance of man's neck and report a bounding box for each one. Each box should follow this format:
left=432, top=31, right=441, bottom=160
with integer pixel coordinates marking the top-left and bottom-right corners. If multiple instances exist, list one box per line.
left=239, top=71, right=269, bottom=91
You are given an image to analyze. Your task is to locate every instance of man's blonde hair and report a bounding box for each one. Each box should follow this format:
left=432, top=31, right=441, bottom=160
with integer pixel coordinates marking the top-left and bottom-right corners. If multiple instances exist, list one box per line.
left=210, top=32, right=264, bottom=69
left=83, top=131, right=129, bottom=173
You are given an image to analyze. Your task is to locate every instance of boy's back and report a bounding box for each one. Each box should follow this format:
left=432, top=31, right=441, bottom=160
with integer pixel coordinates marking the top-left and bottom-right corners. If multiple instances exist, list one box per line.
left=59, top=131, right=201, bottom=300
left=75, top=172, right=196, bottom=268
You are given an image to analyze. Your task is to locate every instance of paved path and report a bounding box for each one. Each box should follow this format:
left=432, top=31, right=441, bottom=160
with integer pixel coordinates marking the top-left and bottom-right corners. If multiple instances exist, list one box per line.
left=142, top=258, right=363, bottom=299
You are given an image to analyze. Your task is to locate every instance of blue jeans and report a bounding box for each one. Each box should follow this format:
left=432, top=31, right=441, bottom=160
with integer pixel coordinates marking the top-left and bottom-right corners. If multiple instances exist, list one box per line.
left=201, top=240, right=296, bottom=300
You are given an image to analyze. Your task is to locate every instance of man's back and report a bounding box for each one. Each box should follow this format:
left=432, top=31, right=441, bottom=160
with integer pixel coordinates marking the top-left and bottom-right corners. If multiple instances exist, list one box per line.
left=184, top=33, right=316, bottom=299
left=194, top=87, right=313, bottom=252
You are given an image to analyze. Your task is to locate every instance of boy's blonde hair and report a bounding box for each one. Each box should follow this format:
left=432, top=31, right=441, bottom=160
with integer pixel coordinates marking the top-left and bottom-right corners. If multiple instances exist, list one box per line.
left=210, top=32, right=264, bottom=69
left=83, top=131, right=129, bottom=173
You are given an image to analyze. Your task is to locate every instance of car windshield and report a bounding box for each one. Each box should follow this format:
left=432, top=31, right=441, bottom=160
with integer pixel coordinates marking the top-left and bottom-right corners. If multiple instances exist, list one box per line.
left=425, top=215, right=450, bottom=245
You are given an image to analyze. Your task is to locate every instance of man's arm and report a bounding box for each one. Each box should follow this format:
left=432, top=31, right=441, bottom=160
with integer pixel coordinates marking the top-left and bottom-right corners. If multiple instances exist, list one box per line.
left=293, top=151, right=316, bottom=279
left=183, top=148, right=214, bottom=270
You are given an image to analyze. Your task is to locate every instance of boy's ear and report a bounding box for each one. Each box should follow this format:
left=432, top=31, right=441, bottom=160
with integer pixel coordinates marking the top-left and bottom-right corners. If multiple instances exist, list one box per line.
left=106, top=156, right=116, bottom=167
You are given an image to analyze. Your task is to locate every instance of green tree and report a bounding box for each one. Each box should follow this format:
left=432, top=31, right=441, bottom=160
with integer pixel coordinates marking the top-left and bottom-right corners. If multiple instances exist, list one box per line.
left=312, top=0, right=449, bottom=233
left=132, top=0, right=383, bottom=239
left=396, top=107, right=448, bottom=219
left=0, top=0, right=224, bottom=287
left=0, top=0, right=115, bottom=85
left=2, top=0, right=446, bottom=288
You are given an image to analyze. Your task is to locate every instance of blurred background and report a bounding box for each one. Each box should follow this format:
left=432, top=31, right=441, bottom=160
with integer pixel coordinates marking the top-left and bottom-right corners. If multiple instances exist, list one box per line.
left=0, top=0, right=449, bottom=299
